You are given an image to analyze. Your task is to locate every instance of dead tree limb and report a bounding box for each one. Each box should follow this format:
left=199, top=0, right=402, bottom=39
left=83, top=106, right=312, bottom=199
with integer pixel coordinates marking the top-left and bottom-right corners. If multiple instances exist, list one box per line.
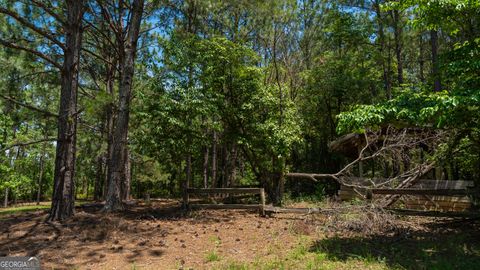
left=287, top=127, right=447, bottom=206
left=1, top=138, right=57, bottom=152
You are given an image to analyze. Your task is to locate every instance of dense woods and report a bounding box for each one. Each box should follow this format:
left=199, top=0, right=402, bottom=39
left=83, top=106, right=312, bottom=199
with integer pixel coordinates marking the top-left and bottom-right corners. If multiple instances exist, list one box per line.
left=0, top=0, right=479, bottom=220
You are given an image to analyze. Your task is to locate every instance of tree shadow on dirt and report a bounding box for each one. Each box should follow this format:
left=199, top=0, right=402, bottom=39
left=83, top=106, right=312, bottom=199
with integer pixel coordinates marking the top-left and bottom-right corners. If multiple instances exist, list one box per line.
left=311, top=219, right=480, bottom=269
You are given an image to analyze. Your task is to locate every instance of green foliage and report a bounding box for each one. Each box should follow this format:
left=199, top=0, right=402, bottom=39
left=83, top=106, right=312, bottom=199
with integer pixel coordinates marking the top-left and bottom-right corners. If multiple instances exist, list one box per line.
left=337, top=88, right=479, bottom=134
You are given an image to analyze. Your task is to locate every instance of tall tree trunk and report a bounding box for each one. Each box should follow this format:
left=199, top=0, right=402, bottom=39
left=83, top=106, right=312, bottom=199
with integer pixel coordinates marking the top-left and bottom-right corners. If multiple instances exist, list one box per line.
left=374, top=1, right=391, bottom=99
left=211, top=130, right=217, bottom=187
left=3, top=188, right=8, bottom=208
left=94, top=154, right=103, bottom=201
left=104, top=59, right=116, bottom=200
left=182, top=154, right=191, bottom=209
left=226, top=143, right=238, bottom=187
left=419, top=33, right=425, bottom=83
left=49, top=0, right=84, bottom=221
left=430, top=29, right=441, bottom=92
left=36, top=142, right=46, bottom=205
left=203, top=146, right=209, bottom=188
left=105, top=0, right=144, bottom=212
left=121, top=148, right=131, bottom=200
left=392, top=9, right=403, bottom=85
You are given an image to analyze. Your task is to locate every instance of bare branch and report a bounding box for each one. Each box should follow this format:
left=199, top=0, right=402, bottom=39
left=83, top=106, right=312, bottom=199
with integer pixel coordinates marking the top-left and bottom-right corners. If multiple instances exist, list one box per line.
left=1, top=138, right=56, bottom=152
left=27, top=0, right=67, bottom=26
left=0, top=7, right=65, bottom=50
left=82, top=47, right=116, bottom=66
left=0, top=94, right=58, bottom=118
left=0, top=38, right=62, bottom=69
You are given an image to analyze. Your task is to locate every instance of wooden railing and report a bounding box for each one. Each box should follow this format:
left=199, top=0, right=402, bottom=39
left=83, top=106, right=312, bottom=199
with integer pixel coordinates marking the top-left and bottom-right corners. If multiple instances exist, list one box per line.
left=185, top=188, right=266, bottom=216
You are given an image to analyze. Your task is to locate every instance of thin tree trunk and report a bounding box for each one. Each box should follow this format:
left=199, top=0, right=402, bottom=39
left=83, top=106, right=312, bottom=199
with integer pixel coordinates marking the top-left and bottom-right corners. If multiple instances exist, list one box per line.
left=211, top=131, right=217, bottom=187
left=186, top=154, right=192, bottom=187
left=94, top=154, right=103, bottom=201
left=182, top=154, right=191, bottom=209
left=374, top=0, right=391, bottom=99
left=105, top=0, right=144, bottom=212
left=49, top=0, right=84, bottom=221
left=430, top=29, right=441, bottom=92
left=392, top=9, right=403, bottom=85
left=3, top=188, right=8, bottom=208
left=203, top=146, right=209, bottom=188
left=225, top=143, right=238, bottom=187
left=121, top=148, right=131, bottom=200
left=36, top=144, right=45, bottom=205
left=104, top=67, right=115, bottom=199
left=419, top=33, right=425, bottom=83
left=222, top=146, right=228, bottom=187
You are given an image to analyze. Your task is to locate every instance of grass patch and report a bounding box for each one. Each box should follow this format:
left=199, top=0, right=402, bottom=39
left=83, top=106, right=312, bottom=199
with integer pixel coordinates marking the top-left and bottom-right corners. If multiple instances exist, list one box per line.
left=205, top=249, right=222, bottom=262
left=0, top=200, right=89, bottom=216
left=0, top=204, right=50, bottom=216
left=312, top=231, right=480, bottom=270
left=215, top=236, right=389, bottom=270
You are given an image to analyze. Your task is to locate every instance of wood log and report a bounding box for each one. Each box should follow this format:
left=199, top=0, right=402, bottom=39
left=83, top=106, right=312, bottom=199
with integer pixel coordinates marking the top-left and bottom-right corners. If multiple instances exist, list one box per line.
left=387, top=208, right=480, bottom=218
left=371, top=188, right=474, bottom=196
left=264, top=206, right=322, bottom=214
left=189, top=203, right=261, bottom=210
left=187, top=188, right=263, bottom=195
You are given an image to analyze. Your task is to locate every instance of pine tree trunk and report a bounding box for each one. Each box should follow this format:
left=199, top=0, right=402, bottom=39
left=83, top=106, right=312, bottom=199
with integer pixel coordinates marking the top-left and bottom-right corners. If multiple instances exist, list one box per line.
left=374, top=1, right=391, bottom=99
left=49, top=0, right=84, bottom=221
left=94, top=154, right=103, bottom=201
left=104, top=59, right=115, bottom=200
left=393, top=9, right=403, bottom=85
left=431, top=29, right=441, bottom=92
left=121, top=148, right=131, bottom=200
left=105, top=0, right=144, bottom=212
left=203, top=146, right=209, bottom=188
left=211, top=131, right=217, bottom=187
left=3, top=188, right=8, bottom=208
left=419, top=33, right=425, bottom=83
left=36, top=147, right=45, bottom=205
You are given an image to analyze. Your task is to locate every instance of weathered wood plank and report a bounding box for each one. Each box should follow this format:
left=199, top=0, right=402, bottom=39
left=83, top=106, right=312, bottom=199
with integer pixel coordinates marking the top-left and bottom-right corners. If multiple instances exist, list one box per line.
left=189, top=203, right=261, bottom=210
left=260, top=188, right=266, bottom=216
left=264, top=206, right=322, bottom=214
left=371, top=188, right=474, bottom=196
left=187, top=188, right=263, bottom=195
left=340, top=179, right=474, bottom=188
left=387, top=208, right=480, bottom=218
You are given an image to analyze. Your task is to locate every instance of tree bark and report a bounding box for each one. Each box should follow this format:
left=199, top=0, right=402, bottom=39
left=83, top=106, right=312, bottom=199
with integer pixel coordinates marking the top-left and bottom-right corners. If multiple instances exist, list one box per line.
left=121, top=148, right=131, bottom=200
left=105, top=0, right=144, bottom=212
left=203, top=146, right=209, bottom=188
left=94, top=154, right=103, bottom=201
left=373, top=0, right=392, bottom=99
left=392, top=9, right=403, bottom=85
left=3, top=188, right=8, bottom=208
left=226, top=143, right=238, bottom=187
left=430, top=29, right=441, bottom=92
left=36, top=142, right=46, bottom=205
left=211, top=131, right=217, bottom=187
left=419, top=33, right=425, bottom=83
left=104, top=66, right=115, bottom=200
left=49, top=0, right=84, bottom=221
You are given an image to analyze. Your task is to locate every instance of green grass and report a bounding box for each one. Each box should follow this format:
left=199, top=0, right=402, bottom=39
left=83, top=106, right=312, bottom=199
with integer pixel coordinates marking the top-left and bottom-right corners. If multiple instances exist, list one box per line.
left=213, top=226, right=480, bottom=270
left=0, top=204, right=50, bottom=216
left=0, top=200, right=89, bottom=217
left=205, top=249, right=222, bottom=262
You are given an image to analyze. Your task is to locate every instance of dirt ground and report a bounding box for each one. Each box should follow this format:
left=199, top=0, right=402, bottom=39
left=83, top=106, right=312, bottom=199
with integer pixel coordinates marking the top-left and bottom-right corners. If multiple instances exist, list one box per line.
left=1, top=199, right=479, bottom=270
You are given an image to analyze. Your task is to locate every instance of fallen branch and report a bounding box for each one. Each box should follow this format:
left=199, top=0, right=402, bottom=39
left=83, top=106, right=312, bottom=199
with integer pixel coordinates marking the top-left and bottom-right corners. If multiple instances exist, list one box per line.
left=1, top=138, right=57, bottom=152
left=0, top=94, right=58, bottom=118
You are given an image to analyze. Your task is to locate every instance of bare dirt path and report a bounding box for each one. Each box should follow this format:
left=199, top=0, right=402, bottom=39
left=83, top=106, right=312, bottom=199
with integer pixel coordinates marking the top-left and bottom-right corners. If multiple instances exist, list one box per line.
left=0, top=200, right=303, bottom=269
left=1, top=200, right=479, bottom=270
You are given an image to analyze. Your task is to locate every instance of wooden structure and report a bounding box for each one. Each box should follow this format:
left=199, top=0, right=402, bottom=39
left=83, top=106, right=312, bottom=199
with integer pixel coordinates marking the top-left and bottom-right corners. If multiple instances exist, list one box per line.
left=339, top=179, right=475, bottom=212
left=185, top=188, right=266, bottom=216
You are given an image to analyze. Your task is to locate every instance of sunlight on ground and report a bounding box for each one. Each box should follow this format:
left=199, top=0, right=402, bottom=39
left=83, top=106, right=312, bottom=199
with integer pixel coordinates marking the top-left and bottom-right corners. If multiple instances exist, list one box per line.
left=0, top=201, right=89, bottom=216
